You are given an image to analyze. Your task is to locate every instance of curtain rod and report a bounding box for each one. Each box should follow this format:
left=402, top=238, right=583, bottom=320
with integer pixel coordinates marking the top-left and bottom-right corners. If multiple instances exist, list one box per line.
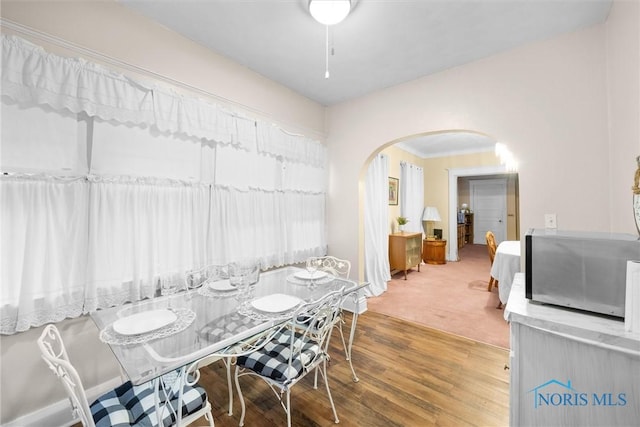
left=0, top=18, right=327, bottom=141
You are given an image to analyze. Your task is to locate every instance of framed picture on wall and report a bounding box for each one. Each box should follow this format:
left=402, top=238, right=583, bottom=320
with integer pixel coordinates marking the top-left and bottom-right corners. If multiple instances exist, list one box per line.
left=388, top=177, right=399, bottom=205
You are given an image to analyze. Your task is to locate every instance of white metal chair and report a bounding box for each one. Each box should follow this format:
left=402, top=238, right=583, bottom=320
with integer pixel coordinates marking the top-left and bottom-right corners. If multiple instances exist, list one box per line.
left=38, top=324, right=214, bottom=427
left=307, top=255, right=351, bottom=279
left=233, top=288, right=345, bottom=427
left=306, top=255, right=361, bottom=382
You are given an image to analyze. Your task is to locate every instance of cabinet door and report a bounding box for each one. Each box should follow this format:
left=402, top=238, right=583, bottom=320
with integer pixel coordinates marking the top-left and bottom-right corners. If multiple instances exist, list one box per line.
left=406, top=235, right=422, bottom=268
left=510, top=322, right=639, bottom=426
left=388, top=235, right=406, bottom=271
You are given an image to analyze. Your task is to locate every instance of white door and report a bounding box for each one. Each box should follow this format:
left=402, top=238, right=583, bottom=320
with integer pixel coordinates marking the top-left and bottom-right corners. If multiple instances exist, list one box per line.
left=470, top=179, right=507, bottom=244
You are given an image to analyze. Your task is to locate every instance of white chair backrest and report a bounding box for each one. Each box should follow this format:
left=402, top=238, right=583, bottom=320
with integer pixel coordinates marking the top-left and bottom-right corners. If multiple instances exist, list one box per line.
left=290, top=288, right=345, bottom=366
left=38, top=325, right=95, bottom=427
left=40, top=326, right=215, bottom=427
left=307, top=256, right=351, bottom=279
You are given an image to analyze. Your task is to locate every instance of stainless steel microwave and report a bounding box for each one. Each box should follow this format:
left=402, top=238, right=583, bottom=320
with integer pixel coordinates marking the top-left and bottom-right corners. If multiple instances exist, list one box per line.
left=525, top=228, right=640, bottom=318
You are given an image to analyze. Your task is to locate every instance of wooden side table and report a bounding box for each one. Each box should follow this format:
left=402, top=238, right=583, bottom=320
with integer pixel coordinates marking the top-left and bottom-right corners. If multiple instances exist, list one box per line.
left=423, top=239, right=447, bottom=265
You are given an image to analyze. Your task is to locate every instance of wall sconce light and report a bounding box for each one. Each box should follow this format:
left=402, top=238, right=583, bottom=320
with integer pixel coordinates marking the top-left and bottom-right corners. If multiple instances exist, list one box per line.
left=495, top=142, right=519, bottom=172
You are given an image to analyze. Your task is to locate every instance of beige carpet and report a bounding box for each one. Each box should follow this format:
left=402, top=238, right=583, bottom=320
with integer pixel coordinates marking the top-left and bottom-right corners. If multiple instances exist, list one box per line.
left=366, top=243, right=510, bottom=349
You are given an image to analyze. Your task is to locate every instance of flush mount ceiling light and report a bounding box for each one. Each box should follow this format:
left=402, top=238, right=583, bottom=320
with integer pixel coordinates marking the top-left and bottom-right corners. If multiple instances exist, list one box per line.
left=309, top=0, right=351, bottom=26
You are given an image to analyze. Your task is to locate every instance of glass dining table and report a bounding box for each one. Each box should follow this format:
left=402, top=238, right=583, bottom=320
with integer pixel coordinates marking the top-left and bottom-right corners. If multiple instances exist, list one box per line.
left=90, top=266, right=368, bottom=386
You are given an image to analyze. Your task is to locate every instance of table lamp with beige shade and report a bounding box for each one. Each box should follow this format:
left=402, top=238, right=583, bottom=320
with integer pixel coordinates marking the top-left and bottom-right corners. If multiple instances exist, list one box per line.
left=422, top=206, right=442, bottom=240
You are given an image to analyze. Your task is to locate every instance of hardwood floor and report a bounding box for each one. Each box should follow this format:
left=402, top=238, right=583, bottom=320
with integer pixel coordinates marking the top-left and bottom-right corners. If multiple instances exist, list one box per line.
left=196, top=311, right=510, bottom=426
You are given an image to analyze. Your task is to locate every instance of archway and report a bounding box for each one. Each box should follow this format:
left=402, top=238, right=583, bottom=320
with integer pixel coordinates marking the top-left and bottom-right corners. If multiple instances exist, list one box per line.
left=359, top=129, right=507, bottom=292
left=360, top=129, right=510, bottom=263
left=358, top=130, right=517, bottom=348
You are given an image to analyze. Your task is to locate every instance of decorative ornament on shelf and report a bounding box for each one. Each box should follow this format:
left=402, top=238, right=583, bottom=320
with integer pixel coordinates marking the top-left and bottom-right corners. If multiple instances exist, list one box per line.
left=396, top=216, right=409, bottom=233
left=633, top=155, right=640, bottom=235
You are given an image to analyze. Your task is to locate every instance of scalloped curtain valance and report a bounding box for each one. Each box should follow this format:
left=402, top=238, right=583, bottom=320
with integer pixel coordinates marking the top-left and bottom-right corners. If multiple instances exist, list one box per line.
left=0, top=34, right=328, bottom=334
left=1, top=34, right=326, bottom=167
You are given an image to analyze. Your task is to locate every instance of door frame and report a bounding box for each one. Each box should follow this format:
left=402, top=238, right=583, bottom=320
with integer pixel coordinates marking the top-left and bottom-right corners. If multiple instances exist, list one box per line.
left=447, top=165, right=506, bottom=261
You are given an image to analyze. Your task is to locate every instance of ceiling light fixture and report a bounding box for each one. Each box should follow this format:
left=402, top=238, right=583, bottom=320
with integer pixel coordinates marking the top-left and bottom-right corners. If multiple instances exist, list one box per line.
left=309, top=0, right=351, bottom=26
left=309, top=0, right=351, bottom=79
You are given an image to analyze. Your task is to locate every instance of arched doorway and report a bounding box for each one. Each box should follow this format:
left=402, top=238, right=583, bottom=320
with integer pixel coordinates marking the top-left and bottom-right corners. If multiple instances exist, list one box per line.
left=367, top=130, right=519, bottom=263
left=361, top=130, right=518, bottom=348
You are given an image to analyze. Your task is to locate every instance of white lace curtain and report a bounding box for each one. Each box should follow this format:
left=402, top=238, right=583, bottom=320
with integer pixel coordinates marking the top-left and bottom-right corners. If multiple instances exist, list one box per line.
left=0, top=35, right=327, bottom=334
left=1, top=176, right=90, bottom=330
left=84, top=177, right=211, bottom=311
left=400, top=162, right=424, bottom=234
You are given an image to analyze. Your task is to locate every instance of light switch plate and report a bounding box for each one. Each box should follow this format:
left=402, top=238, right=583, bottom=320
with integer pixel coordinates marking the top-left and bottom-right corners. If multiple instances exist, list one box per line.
left=544, top=213, right=557, bottom=229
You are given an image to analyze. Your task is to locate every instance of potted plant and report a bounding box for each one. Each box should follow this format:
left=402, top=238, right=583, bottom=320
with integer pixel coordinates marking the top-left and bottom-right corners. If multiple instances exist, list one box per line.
left=396, top=216, right=409, bottom=232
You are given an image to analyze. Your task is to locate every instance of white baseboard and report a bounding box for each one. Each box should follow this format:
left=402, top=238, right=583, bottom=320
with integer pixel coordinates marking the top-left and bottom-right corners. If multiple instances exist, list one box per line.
left=4, top=377, right=122, bottom=427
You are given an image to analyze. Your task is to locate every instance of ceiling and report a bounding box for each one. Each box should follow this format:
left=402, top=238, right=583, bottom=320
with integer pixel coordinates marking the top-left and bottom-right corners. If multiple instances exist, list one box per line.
left=118, top=0, right=612, bottom=157
left=395, top=132, right=496, bottom=159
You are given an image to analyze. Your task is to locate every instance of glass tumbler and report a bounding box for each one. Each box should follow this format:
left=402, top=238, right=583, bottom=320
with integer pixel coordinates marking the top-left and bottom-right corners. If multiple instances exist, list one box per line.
left=229, top=260, right=260, bottom=303
left=160, top=272, right=183, bottom=296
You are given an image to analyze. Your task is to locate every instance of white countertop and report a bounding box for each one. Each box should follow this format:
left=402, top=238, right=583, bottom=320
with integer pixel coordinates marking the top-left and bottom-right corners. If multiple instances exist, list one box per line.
left=505, top=273, right=640, bottom=354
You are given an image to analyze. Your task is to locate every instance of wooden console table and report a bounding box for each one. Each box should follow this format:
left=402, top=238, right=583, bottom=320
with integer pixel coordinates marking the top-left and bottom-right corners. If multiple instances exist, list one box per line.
left=423, top=239, right=447, bottom=265
left=389, top=232, right=422, bottom=279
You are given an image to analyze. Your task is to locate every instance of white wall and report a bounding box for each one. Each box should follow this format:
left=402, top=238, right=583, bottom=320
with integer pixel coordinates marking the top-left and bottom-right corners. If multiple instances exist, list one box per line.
left=606, top=0, right=640, bottom=232
left=326, top=0, right=639, bottom=279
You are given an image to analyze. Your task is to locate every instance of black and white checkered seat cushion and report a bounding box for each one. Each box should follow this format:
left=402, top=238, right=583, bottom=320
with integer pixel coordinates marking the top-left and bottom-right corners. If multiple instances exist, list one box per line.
left=90, top=376, right=208, bottom=427
left=199, top=312, right=257, bottom=342
left=236, top=329, right=320, bottom=382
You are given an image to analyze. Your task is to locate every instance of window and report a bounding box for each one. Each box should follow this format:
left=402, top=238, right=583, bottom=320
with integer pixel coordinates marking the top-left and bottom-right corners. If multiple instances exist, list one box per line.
left=0, top=35, right=327, bottom=334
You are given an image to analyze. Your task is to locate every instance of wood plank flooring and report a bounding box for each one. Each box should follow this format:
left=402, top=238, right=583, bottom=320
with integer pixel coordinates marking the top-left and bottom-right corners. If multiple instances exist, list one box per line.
left=195, top=310, right=510, bottom=426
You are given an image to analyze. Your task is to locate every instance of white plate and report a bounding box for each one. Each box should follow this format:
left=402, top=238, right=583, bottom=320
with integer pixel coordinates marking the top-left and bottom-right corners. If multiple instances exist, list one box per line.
left=112, top=309, right=177, bottom=336
left=207, top=279, right=235, bottom=292
left=294, top=270, right=329, bottom=280
left=251, top=294, right=302, bottom=313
